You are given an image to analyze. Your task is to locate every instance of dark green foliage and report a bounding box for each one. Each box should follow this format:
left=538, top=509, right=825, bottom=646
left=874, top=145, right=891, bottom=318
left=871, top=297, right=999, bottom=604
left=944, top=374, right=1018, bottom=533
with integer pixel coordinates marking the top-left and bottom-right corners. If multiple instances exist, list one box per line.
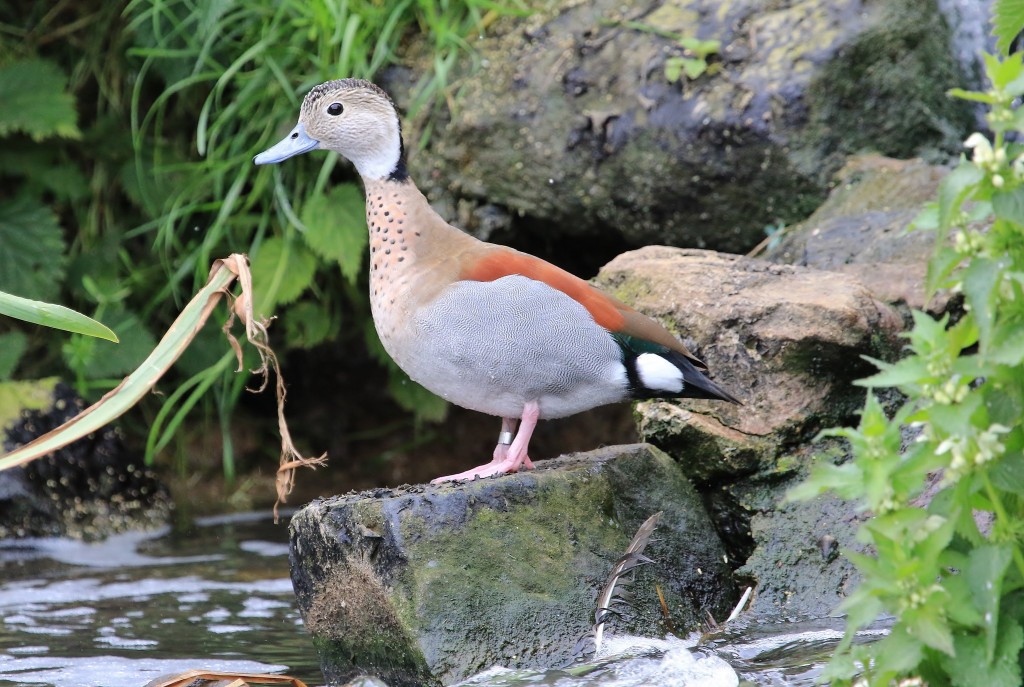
left=0, top=0, right=516, bottom=475
left=0, top=195, right=67, bottom=302
left=791, top=51, right=1024, bottom=686
left=0, top=59, right=79, bottom=140
left=0, top=2, right=156, bottom=388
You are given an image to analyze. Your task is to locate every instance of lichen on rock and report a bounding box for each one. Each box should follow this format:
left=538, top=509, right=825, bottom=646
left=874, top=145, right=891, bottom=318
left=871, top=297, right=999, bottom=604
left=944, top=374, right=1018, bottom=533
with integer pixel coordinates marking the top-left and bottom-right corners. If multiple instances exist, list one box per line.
left=766, top=154, right=953, bottom=313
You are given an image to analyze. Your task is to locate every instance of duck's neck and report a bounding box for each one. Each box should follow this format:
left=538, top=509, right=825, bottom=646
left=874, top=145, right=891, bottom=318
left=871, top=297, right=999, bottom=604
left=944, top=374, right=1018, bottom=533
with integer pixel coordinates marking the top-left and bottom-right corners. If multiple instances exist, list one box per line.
left=363, top=177, right=426, bottom=265
left=361, top=177, right=478, bottom=304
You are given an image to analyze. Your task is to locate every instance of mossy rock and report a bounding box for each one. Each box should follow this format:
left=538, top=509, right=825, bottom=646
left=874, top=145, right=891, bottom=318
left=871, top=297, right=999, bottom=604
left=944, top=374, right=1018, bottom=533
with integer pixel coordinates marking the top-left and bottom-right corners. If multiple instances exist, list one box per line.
left=390, top=0, right=973, bottom=268
left=733, top=442, right=865, bottom=619
left=289, top=444, right=736, bottom=686
left=765, top=155, right=953, bottom=313
left=799, top=0, right=974, bottom=171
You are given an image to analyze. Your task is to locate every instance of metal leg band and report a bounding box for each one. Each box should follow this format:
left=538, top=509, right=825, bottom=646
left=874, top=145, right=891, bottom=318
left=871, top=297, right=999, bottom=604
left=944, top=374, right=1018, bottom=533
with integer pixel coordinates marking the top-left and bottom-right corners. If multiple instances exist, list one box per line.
left=497, top=431, right=515, bottom=445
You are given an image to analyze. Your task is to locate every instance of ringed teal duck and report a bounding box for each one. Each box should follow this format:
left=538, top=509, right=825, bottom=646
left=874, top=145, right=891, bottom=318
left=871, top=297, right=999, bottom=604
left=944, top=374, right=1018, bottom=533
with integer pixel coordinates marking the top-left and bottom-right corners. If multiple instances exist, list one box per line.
left=255, top=78, right=739, bottom=483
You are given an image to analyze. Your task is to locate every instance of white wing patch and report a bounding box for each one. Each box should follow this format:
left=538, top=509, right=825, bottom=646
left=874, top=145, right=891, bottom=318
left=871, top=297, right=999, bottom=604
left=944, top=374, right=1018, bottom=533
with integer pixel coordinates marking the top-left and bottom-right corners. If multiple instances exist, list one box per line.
left=636, top=353, right=684, bottom=393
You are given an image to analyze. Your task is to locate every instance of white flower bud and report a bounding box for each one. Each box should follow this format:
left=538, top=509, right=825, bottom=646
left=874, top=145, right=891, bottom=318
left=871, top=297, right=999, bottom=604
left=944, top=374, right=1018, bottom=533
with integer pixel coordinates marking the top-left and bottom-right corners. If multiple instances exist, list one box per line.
left=965, top=133, right=994, bottom=165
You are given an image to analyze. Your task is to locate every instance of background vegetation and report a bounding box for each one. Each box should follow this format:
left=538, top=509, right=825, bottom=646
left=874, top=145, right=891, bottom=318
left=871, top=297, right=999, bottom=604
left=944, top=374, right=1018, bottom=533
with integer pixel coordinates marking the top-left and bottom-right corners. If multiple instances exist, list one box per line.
left=0, top=0, right=516, bottom=480
left=792, top=31, right=1024, bottom=687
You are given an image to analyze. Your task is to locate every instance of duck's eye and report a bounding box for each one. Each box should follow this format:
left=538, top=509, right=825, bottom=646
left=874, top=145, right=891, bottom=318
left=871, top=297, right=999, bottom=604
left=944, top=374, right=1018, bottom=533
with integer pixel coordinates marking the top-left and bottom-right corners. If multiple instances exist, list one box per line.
left=327, top=102, right=344, bottom=116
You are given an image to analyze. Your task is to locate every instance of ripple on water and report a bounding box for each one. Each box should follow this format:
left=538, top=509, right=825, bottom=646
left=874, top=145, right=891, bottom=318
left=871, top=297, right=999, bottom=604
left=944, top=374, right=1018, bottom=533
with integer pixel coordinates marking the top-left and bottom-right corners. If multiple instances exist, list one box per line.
left=452, top=635, right=739, bottom=687
left=0, top=511, right=320, bottom=687
left=0, top=656, right=288, bottom=687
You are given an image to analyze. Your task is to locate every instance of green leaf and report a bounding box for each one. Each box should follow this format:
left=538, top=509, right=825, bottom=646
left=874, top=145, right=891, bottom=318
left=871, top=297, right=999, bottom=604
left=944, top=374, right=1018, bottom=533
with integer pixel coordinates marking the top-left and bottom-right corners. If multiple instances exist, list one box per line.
left=990, top=451, right=1024, bottom=495
left=856, top=356, right=930, bottom=388
left=968, top=545, right=1014, bottom=661
left=912, top=203, right=940, bottom=230
left=944, top=572, right=985, bottom=626
left=994, top=2, right=1024, bottom=55
left=0, top=331, right=27, bottom=380
left=0, top=59, right=80, bottom=140
left=963, top=258, right=1002, bottom=349
left=0, top=262, right=239, bottom=473
left=301, top=183, right=367, bottom=284
left=927, top=246, right=964, bottom=295
left=664, top=57, right=684, bottom=83
left=873, top=624, right=925, bottom=674
left=835, top=586, right=885, bottom=631
left=250, top=235, right=318, bottom=315
left=906, top=604, right=955, bottom=655
left=818, top=646, right=861, bottom=682
left=0, top=142, right=90, bottom=198
left=992, top=188, right=1024, bottom=226
left=984, top=51, right=1024, bottom=93
left=0, top=291, right=117, bottom=342
left=679, top=57, right=708, bottom=80
left=785, top=461, right=862, bottom=502
left=283, top=300, right=337, bottom=349
left=947, top=88, right=999, bottom=104
left=63, top=309, right=152, bottom=379
left=677, top=37, right=720, bottom=59
left=945, top=620, right=1023, bottom=687
left=938, top=163, right=984, bottom=232
left=0, top=196, right=67, bottom=302
left=987, top=321, right=1024, bottom=364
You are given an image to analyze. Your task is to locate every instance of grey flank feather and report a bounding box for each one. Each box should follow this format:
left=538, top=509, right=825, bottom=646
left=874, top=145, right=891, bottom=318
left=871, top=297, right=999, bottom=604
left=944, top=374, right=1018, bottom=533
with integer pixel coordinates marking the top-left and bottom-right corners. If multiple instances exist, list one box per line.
left=587, top=511, right=663, bottom=656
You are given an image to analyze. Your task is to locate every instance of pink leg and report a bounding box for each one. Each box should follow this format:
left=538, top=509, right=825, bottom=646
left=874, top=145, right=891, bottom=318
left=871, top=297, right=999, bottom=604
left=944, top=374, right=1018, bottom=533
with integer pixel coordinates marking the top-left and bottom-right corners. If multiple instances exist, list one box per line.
left=491, top=417, right=517, bottom=463
left=431, top=401, right=540, bottom=483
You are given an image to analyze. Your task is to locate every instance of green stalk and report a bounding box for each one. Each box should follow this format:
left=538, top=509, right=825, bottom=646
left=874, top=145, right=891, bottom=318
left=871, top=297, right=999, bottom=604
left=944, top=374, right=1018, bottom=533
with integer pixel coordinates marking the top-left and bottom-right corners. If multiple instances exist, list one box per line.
left=982, top=471, right=1024, bottom=581
left=0, top=261, right=238, bottom=472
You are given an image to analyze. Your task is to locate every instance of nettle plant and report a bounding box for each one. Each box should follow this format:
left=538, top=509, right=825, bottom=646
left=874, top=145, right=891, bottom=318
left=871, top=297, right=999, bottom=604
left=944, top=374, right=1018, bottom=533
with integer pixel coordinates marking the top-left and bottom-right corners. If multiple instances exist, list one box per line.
left=791, top=51, right=1024, bottom=686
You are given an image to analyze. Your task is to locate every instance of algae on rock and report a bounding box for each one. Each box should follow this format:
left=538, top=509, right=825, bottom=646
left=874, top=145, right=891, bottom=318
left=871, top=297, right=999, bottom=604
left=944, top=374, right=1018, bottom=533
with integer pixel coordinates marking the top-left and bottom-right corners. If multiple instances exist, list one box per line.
left=800, top=0, right=975, bottom=171
left=289, top=444, right=736, bottom=685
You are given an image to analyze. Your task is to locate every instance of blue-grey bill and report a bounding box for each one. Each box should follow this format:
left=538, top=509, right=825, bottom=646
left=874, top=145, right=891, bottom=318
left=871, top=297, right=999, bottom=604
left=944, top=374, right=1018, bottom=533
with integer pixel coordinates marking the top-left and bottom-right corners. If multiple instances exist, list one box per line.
left=253, top=123, right=319, bottom=164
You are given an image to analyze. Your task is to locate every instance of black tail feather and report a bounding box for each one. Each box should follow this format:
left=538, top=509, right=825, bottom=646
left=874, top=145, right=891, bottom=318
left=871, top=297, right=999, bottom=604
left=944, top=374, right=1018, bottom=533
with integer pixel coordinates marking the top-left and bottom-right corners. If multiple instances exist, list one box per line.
left=623, top=348, right=742, bottom=404
left=666, top=349, right=742, bottom=404
left=613, top=332, right=741, bottom=404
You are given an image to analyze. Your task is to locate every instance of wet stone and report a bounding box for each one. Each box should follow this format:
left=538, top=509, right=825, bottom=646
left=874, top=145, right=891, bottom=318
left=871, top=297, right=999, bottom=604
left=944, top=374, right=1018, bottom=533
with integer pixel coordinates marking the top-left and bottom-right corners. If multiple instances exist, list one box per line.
left=0, top=380, right=171, bottom=540
left=288, top=444, right=736, bottom=686
left=765, top=155, right=955, bottom=313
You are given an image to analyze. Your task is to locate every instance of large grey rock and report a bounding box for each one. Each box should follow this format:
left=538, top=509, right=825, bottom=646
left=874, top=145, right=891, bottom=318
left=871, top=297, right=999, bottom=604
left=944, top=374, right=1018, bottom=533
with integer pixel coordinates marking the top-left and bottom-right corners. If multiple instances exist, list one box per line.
left=289, top=444, right=735, bottom=686
left=391, top=0, right=972, bottom=256
left=714, top=438, right=866, bottom=619
left=765, top=155, right=950, bottom=312
left=0, top=380, right=171, bottom=540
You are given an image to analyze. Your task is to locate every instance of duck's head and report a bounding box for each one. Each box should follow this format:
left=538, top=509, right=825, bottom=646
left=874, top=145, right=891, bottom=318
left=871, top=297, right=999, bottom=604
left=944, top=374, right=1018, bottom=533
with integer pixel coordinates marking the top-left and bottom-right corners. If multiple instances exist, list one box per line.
left=254, top=78, right=406, bottom=181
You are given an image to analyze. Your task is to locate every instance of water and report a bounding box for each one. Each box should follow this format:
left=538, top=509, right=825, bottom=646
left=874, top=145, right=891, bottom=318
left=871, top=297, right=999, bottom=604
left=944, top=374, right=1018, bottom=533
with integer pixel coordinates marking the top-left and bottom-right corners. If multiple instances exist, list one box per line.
left=447, top=620, right=862, bottom=687
left=0, top=512, right=857, bottom=687
left=0, top=512, right=321, bottom=687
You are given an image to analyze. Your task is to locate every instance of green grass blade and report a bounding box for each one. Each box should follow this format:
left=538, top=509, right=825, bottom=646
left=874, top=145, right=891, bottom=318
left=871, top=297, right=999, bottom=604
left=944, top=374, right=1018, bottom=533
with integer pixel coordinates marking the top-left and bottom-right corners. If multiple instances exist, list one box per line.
left=0, top=262, right=238, bottom=472
left=0, top=291, right=119, bottom=342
